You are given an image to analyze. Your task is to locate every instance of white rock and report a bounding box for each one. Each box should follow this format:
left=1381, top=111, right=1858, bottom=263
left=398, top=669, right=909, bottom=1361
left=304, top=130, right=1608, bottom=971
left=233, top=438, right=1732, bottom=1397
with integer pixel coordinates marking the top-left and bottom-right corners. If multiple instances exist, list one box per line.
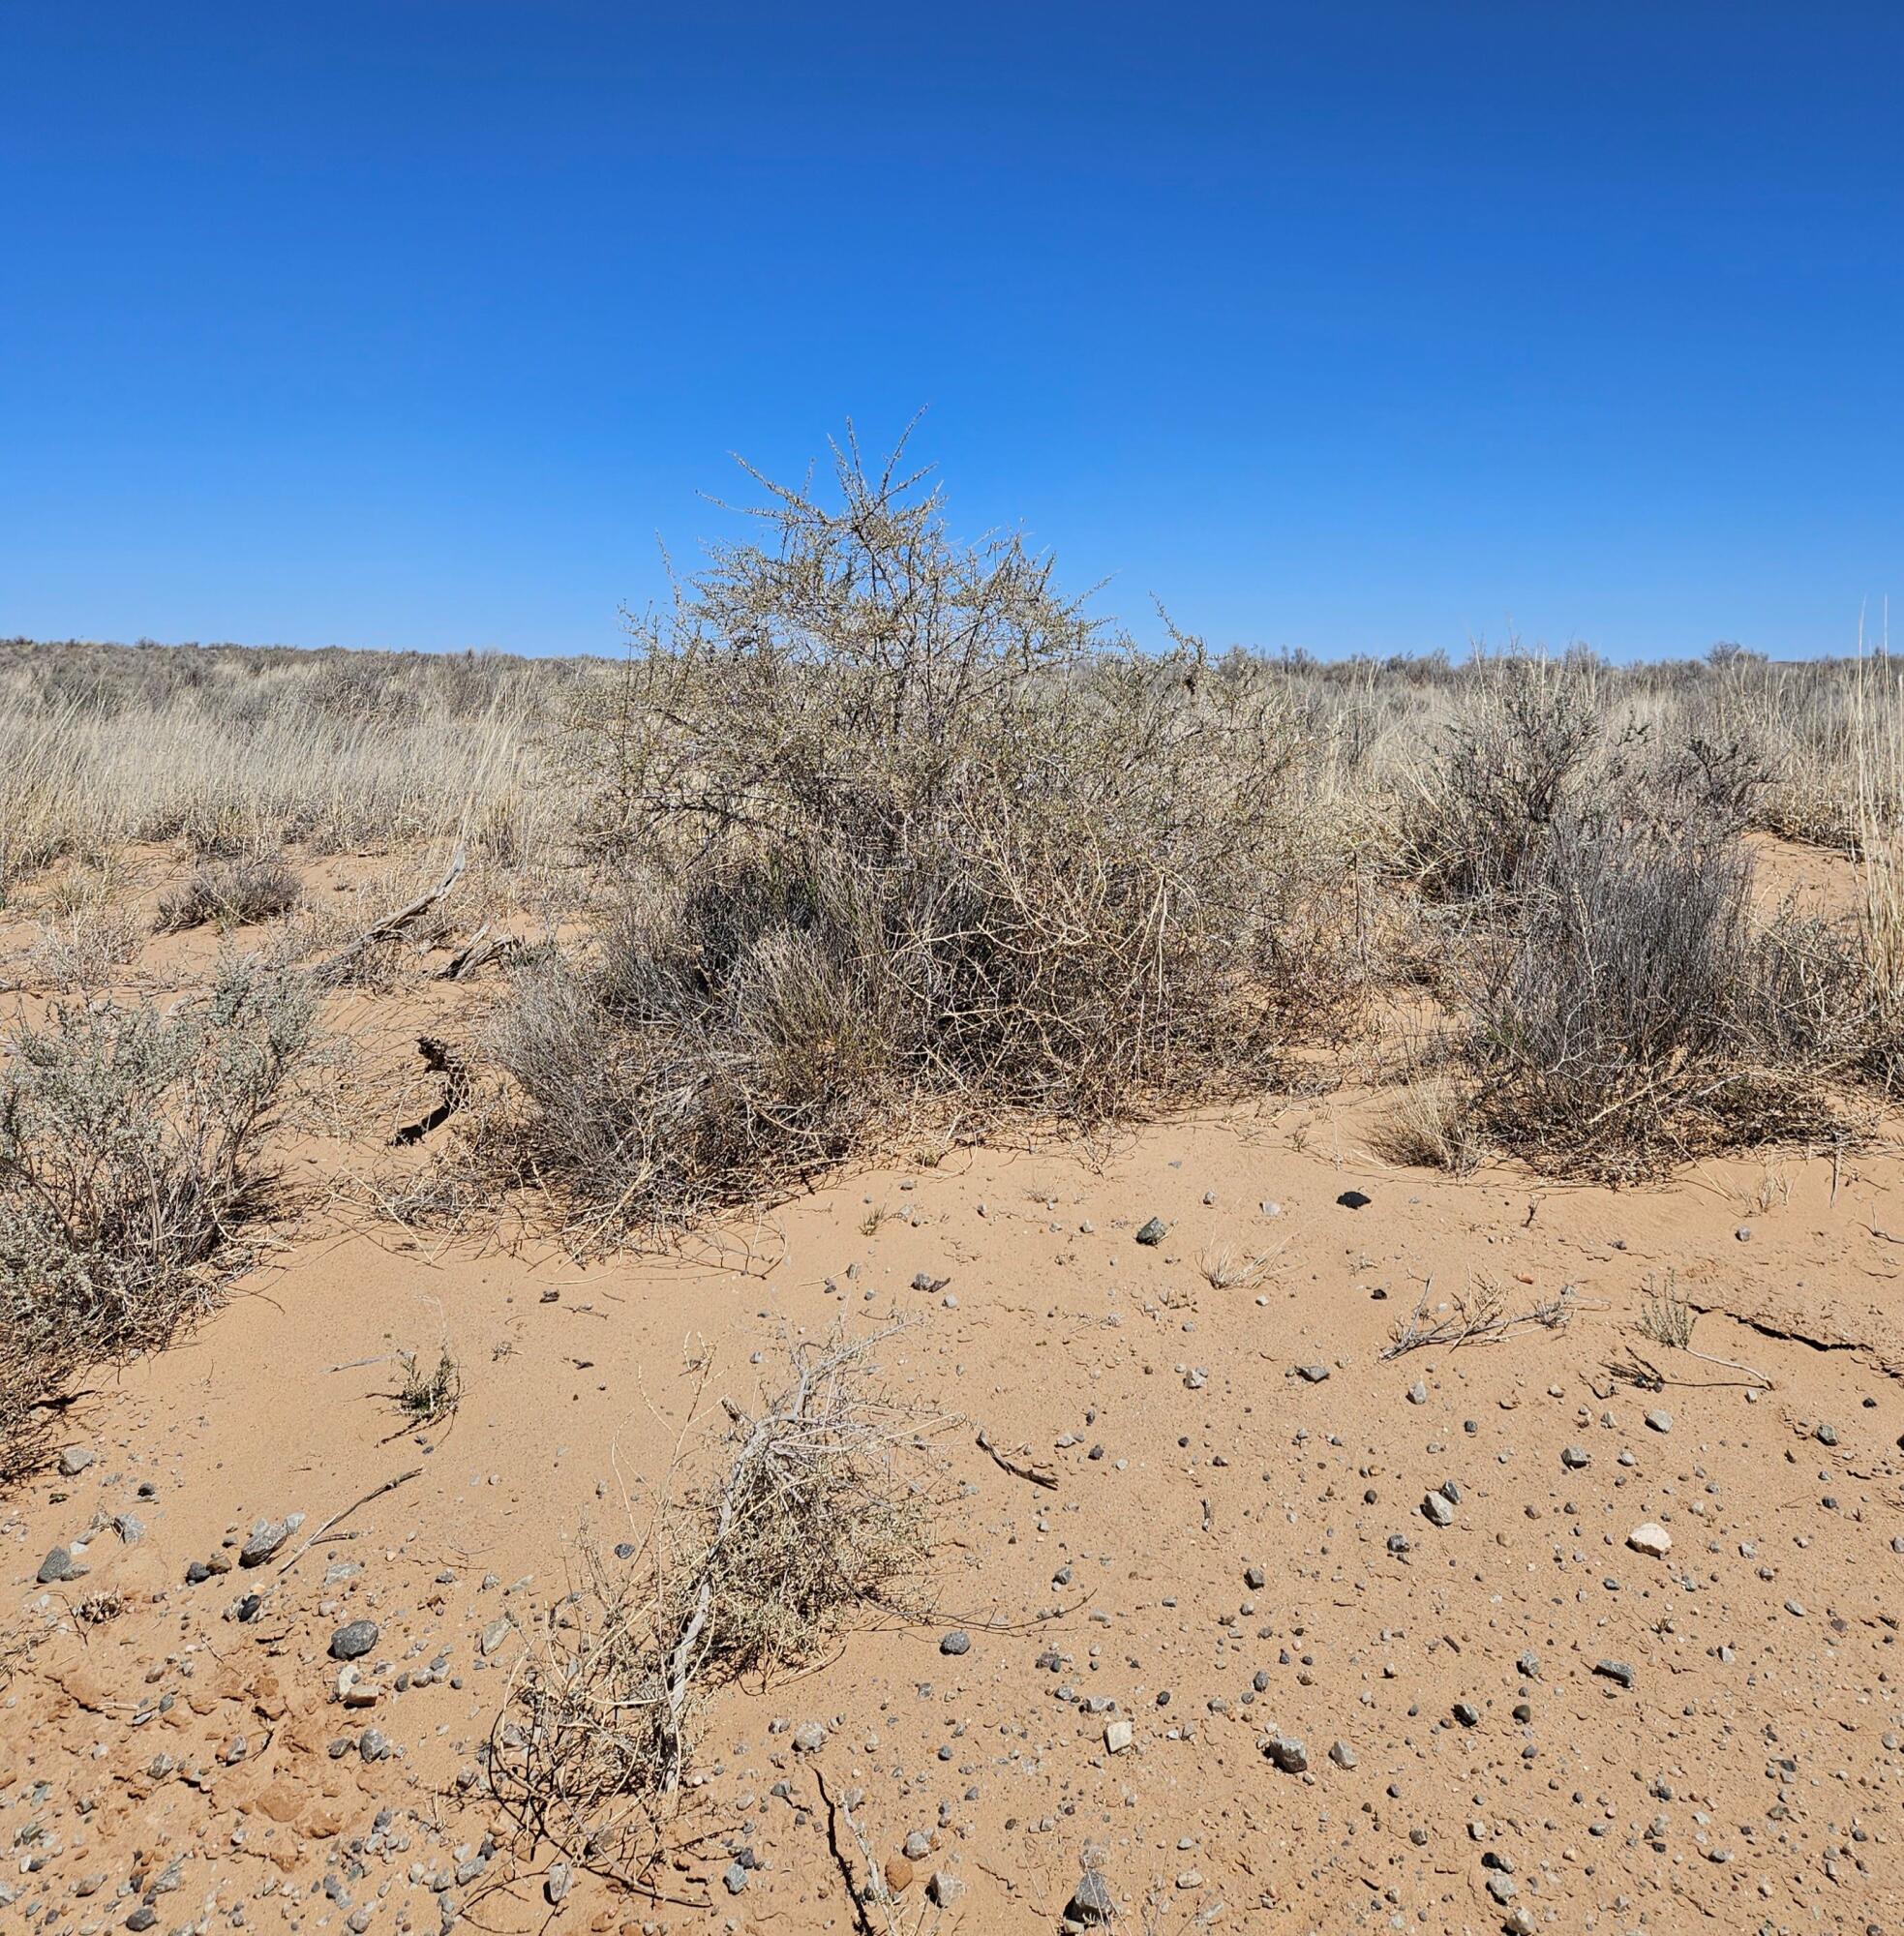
left=1104, top=1718, right=1133, bottom=1753
left=1627, top=1522, right=1673, bottom=1558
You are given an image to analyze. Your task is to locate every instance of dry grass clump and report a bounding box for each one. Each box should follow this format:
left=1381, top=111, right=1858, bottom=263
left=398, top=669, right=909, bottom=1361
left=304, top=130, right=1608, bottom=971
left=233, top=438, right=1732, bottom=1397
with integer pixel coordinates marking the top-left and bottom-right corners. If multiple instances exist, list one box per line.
left=492, top=432, right=1363, bottom=1237
left=1637, top=1272, right=1697, bottom=1349
left=0, top=962, right=316, bottom=1409
left=489, top=1326, right=930, bottom=1882
left=156, top=854, right=303, bottom=932
left=22, top=904, right=146, bottom=991
left=1370, top=1072, right=1482, bottom=1174
left=1458, top=819, right=1866, bottom=1180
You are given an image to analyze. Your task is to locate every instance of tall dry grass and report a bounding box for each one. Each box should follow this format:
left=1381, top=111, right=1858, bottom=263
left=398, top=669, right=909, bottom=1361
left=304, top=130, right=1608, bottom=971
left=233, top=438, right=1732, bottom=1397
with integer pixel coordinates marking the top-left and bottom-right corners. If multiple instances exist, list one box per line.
left=0, top=640, right=569, bottom=897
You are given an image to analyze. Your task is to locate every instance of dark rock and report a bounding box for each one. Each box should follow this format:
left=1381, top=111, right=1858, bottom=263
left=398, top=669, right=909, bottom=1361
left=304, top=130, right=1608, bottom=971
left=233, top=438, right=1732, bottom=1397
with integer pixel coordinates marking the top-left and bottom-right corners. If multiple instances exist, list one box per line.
left=330, top=1619, right=380, bottom=1662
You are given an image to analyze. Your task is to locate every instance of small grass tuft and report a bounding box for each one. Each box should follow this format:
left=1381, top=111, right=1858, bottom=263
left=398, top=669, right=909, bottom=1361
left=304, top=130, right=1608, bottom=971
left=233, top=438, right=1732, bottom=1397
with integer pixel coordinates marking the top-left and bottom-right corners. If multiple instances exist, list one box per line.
left=156, top=854, right=302, bottom=932
left=393, top=1345, right=461, bottom=1426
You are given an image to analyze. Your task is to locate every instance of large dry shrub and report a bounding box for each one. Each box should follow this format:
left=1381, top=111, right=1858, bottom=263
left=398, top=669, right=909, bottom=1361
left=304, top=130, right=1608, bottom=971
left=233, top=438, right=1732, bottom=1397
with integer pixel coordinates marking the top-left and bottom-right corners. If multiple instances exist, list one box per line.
left=499, top=432, right=1361, bottom=1232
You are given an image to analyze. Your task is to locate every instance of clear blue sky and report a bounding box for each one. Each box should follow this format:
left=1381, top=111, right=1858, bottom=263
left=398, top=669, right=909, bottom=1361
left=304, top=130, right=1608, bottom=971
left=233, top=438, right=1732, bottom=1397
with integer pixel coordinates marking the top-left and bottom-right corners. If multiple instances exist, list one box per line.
left=2, top=3, right=1898, bottom=660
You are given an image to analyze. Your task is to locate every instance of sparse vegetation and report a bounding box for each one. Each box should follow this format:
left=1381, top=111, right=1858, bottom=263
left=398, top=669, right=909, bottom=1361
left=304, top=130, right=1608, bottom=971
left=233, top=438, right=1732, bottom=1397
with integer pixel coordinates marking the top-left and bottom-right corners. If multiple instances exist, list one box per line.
left=0, top=961, right=317, bottom=1481
left=393, top=1345, right=462, bottom=1427
left=1637, top=1271, right=1697, bottom=1349
left=156, top=854, right=302, bottom=932
left=1196, top=1243, right=1282, bottom=1290
left=1381, top=1275, right=1574, bottom=1357
left=490, top=1326, right=930, bottom=1884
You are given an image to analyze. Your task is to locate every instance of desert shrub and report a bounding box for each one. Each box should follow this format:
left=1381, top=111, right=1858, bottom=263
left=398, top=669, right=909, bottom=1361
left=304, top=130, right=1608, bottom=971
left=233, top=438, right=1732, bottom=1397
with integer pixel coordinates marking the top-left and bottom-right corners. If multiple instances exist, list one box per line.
left=0, top=960, right=317, bottom=1367
left=502, top=433, right=1360, bottom=1232
left=490, top=1326, right=927, bottom=1881
left=1402, top=650, right=1614, bottom=903
left=156, top=854, right=303, bottom=932
left=1461, top=819, right=1857, bottom=1178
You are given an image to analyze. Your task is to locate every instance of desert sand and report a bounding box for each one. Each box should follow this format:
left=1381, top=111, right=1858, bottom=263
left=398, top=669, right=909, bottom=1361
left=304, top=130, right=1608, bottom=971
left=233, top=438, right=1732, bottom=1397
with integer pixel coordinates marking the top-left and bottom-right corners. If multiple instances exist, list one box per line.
left=5, top=857, right=1903, bottom=1936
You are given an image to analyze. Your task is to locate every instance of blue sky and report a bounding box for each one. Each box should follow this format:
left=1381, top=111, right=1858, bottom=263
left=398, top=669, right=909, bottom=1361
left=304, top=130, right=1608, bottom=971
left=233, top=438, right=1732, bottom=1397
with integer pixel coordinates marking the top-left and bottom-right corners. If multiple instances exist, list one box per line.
left=2, top=3, right=1898, bottom=660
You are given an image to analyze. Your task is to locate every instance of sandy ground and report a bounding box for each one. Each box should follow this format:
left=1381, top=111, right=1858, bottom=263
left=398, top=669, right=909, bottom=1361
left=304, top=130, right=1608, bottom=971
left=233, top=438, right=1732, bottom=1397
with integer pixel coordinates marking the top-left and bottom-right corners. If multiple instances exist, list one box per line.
left=4, top=850, right=1904, bottom=1936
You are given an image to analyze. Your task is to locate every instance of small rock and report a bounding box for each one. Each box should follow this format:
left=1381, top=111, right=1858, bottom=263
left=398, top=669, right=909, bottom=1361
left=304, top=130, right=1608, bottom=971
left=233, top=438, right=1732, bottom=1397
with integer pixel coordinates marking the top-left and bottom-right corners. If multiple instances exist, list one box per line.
left=883, top=1854, right=914, bottom=1893
left=1561, top=1444, right=1590, bottom=1469
left=939, top=1629, right=970, bottom=1656
left=1406, top=1381, right=1428, bottom=1405
left=928, top=1870, right=965, bottom=1907
left=1104, top=1718, right=1133, bottom=1753
left=1644, top=1409, right=1673, bottom=1435
left=792, top=1721, right=828, bottom=1752
left=1594, top=1658, right=1636, bottom=1688
left=1328, top=1739, right=1356, bottom=1768
left=1627, top=1523, right=1672, bottom=1558
left=1295, top=1363, right=1330, bottom=1383
left=1336, top=1189, right=1371, bottom=1209
left=36, top=1546, right=77, bottom=1585
left=1422, top=1491, right=1455, bottom=1528
left=57, top=1446, right=95, bottom=1478
left=239, top=1514, right=303, bottom=1567
left=1263, top=1731, right=1308, bottom=1772
left=1134, top=1217, right=1166, bottom=1246
left=544, top=1860, right=571, bottom=1905
left=330, top=1619, right=380, bottom=1661
left=722, top=1861, right=748, bottom=1895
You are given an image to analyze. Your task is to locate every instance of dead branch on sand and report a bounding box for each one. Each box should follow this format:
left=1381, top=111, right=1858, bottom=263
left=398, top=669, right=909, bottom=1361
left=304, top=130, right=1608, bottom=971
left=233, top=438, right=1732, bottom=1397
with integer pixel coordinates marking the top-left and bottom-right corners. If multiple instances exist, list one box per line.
left=1380, top=1275, right=1574, bottom=1360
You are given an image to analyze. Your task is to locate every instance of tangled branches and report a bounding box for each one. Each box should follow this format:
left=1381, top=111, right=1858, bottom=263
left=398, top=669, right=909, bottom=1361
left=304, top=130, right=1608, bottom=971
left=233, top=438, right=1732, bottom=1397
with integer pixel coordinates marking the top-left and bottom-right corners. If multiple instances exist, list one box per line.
left=486, top=1326, right=932, bottom=1887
